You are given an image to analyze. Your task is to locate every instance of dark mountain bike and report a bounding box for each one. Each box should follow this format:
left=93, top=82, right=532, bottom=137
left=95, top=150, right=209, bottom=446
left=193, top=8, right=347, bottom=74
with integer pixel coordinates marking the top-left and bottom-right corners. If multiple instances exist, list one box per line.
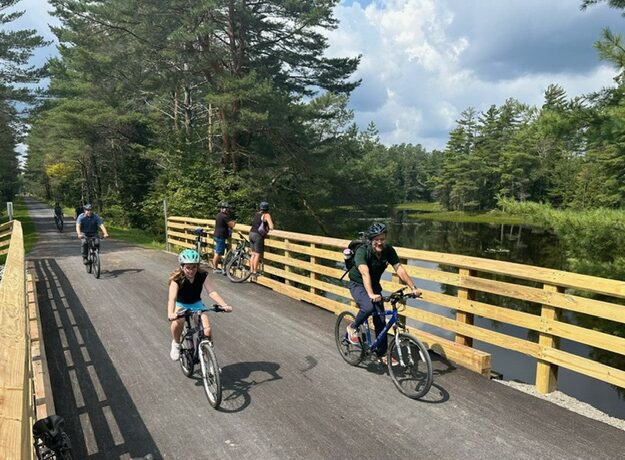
left=335, top=287, right=433, bottom=400
left=54, top=213, right=63, bottom=232
left=225, top=233, right=252, bottom=283
left=33, top=415, right=73, bottom=459
left=174, top=306, right=226, bottom=408
left=82, top=235, right=102, bottom=278
left=186, top=227, right=211, bottom=265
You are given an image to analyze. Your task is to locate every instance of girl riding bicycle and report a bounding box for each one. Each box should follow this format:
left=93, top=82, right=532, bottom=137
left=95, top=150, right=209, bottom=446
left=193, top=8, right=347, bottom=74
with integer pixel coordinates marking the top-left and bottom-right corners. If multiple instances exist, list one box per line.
left=168, top=249, right=233, bottom=360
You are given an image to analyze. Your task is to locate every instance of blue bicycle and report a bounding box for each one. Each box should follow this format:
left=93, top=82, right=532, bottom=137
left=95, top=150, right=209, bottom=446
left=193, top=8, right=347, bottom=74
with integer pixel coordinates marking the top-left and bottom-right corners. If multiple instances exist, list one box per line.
left=335, top=287, right=433, bottom=399
left=175, top=305, right=225, bottom=408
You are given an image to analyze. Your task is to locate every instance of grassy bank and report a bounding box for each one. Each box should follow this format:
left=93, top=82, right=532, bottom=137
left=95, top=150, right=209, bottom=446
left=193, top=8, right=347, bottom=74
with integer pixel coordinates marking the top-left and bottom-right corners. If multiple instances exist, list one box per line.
left=0, top=197, right=37, bottom=264
left=396, top=202, right=525, bottom=225
left=105, top=225, right=166, bottom=251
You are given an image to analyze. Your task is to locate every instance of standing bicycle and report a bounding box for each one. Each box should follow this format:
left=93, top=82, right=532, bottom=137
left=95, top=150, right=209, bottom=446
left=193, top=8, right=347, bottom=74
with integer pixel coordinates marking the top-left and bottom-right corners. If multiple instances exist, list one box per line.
left=224, top=232, right=252, bottom=283
left=168, top=249, right=233, bottom=407
left=335, top=287, right=433, bottom=399
left=174, top=306, right=226, bottom=407
left=186, top=227, right=211, bottom=265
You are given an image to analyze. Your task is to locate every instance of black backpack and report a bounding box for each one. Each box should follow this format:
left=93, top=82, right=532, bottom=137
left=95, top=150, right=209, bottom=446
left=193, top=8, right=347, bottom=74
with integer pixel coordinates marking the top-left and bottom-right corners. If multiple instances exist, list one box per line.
left=340, top=234, right=369, bottom=280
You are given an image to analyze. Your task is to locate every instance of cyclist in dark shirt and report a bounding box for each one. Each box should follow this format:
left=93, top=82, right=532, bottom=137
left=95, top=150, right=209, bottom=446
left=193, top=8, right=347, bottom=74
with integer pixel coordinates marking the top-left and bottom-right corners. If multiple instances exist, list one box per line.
left=212, top=201, right=236, bottom=274
left=54, top=202, right=63, bottom=217
left=168, top=249, right=233, bottom=360
left=347, top=223, right=421, bottom=365
left=75, top=203, right=109, bottom=264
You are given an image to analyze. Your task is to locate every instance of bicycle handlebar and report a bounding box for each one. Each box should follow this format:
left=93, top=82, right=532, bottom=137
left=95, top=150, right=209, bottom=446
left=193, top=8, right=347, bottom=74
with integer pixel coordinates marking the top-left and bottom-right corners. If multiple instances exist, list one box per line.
left=382, top=287, right=422, bottom=303
left=169, top=304, right=227, bottom=321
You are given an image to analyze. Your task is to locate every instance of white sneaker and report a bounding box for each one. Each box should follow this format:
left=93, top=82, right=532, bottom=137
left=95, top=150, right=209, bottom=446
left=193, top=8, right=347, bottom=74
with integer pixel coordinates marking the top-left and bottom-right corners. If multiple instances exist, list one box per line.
left=170, top=340, right=181, bottom=360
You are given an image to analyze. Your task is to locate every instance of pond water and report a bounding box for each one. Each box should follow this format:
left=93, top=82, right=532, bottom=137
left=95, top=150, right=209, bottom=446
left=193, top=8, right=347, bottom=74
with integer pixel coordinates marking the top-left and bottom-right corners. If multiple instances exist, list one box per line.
left=279, top=209, right=625, bottom=420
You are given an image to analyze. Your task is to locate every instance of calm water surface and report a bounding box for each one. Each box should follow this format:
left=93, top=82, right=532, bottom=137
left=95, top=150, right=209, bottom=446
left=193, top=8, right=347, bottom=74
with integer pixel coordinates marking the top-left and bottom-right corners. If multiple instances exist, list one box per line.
left=280, top=209, right=625, bottom=420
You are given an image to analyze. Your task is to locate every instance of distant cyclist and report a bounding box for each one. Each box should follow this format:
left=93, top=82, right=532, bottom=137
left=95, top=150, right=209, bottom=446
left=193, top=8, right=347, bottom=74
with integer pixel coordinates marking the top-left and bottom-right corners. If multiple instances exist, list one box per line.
left=74, top=203, right=84, bottom=220
left=54, top=202, right=63, bottom=218
left=346, top=223, right=421, bottom=365
left=75, top=204, right=109, bottom=264
left=168, top=249, right=233, bottom=360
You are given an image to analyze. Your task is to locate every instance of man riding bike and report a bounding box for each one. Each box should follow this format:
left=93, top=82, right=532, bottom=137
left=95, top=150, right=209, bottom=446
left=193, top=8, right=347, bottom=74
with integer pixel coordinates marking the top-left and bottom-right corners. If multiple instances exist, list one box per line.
left=75, top=203, right=109, bottom=264
left=346, top=223, right=421, bottom=365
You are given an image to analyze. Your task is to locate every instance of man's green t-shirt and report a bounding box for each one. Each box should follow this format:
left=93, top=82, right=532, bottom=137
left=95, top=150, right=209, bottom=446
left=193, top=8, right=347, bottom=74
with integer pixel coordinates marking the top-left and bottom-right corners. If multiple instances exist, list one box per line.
left=348, top=243, right=400, bottom=292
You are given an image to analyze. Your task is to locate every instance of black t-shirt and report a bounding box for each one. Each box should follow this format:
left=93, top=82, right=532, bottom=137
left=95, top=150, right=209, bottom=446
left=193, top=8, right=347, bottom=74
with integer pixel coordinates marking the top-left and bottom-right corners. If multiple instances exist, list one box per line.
left=214, top=212, right=232, bottom=238
left=176, top=271, right=208, bottom=304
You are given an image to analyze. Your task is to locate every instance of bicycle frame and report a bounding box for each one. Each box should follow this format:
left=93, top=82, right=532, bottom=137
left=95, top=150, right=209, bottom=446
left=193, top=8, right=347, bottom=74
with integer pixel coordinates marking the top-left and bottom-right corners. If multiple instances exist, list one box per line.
left=181, top=311, right=206, bottom=364
left=364, top=308, right=400, bottom=354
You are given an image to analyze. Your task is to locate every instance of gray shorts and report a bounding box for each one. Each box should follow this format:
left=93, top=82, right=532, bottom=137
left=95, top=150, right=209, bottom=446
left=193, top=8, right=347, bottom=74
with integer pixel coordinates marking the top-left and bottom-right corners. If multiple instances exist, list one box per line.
left=249, top=231, right=265, bottom=253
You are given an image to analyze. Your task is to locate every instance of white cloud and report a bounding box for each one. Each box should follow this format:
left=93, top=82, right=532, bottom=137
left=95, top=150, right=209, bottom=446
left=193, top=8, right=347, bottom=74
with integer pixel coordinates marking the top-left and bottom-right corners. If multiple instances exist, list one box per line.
left=328, top=0, right=621, bottom=150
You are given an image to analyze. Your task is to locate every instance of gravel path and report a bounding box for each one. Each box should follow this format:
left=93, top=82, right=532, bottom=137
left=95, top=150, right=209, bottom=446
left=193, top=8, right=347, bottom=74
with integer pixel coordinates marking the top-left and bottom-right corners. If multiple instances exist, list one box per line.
left=496, top=380, right=625, bottom=431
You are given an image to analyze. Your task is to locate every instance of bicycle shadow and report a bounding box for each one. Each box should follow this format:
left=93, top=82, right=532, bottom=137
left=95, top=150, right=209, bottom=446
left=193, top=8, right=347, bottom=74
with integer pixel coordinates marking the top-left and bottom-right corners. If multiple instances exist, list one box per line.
left=360, top=351, right=452, bottom=404
left=99, top=268, right=144, bottom=279
left=208, top=361, right=282, bottom=413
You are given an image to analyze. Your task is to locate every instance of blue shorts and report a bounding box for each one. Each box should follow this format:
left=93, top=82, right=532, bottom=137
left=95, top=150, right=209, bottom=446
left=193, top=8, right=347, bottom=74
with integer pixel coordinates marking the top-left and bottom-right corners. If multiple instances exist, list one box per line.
left=175, top=300, right=206, bottom=312
left=213, top=237, right=226, bottom=256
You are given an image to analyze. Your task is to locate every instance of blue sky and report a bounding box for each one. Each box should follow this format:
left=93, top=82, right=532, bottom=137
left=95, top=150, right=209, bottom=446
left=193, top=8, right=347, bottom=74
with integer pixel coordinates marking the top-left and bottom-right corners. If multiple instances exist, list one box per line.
left=10, top=0, right=625, bottom=150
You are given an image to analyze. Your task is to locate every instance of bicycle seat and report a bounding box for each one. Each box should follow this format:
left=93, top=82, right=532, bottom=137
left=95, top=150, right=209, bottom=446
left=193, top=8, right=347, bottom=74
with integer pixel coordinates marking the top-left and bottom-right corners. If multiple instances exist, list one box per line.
left=33, top=414, right=65, bottom=438
left=192, top=227, right=208, bottom=236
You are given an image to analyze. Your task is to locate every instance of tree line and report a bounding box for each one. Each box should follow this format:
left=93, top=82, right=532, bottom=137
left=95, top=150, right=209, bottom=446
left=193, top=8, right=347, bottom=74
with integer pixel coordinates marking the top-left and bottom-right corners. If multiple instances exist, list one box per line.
left=3, top=0, right=625, bottom=236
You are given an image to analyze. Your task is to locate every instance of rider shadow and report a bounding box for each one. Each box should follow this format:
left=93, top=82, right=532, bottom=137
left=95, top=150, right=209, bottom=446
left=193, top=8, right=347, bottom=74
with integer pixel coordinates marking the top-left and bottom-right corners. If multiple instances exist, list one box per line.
left=212, top=361, right=282, bottom=413
left=99, top=268, right=144, bottom=279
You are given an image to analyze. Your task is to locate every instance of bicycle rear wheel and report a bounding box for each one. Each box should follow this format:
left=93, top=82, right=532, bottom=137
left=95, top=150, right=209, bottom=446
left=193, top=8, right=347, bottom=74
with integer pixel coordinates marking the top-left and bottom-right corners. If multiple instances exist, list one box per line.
left=199, top=340, right=222, bottom=408
left=55, top=215, right=63, bottom=232
left=93, top=250, right=100, bottom=279
left=226, top=253, right=251, bottom=283
left=179, top=327, right=195, bottom=378
left=335, top=311, right=364, bottom=366
left=387, top=333, right=433, bottom=399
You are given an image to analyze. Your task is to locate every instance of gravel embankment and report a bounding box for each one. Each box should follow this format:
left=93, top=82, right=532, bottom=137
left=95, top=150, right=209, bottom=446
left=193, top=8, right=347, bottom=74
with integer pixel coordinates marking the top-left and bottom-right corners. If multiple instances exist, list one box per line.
left=495, top=380, right=625, bottom=431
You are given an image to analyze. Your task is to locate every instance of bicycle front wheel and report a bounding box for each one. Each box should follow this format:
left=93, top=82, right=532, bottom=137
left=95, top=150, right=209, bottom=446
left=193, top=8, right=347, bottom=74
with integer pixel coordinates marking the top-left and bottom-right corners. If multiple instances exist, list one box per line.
left=226, top=253, right=251, bottom=283
left=199, top=340, right=222, bottom=408
left=335, top=311, right=364, bottom=366
left=387, top=333, right=433, bottom=399
left=93, top=250, right=100, bottom=279
left=85, top=254, right=92, bottom=273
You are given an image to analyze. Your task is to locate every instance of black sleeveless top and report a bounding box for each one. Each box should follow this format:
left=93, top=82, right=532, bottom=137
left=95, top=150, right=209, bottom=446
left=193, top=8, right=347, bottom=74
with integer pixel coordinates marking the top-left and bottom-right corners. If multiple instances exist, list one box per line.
left=250, top=212, right=266, bottom=233
left=176, top=271, right=208, bottom=304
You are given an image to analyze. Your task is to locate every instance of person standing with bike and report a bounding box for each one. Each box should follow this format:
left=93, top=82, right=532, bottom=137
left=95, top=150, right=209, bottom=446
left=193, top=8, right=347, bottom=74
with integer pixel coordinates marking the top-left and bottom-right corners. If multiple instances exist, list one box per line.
left=249, top=201, right=274, bottom=279
left=75, top=203, right=109, bottom=264
left=168, top=249, right=233, bottom=360
left=212, top=202, right=236, bottom=274
left=346, top=223, right=421, bottom=365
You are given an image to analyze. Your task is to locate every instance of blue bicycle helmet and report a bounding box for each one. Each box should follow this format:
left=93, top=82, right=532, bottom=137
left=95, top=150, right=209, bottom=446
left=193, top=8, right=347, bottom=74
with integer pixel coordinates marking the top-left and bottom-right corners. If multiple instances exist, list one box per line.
left=218, top=201, right=230, bottom=209
left=259, top=201, right=269, bottom=211
left=366, top=222, right=387, bottom=240
left=84, top=203, right=93, bottom=210
left=179, top=249, right=200, bottom=264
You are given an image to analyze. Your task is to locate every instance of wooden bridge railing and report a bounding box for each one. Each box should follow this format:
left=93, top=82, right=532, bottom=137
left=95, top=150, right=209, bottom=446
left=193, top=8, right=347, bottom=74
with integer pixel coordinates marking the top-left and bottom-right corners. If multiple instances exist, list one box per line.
left=167, top=216, right=625, bottom=395
left=0, top=220, right=49, bottom=460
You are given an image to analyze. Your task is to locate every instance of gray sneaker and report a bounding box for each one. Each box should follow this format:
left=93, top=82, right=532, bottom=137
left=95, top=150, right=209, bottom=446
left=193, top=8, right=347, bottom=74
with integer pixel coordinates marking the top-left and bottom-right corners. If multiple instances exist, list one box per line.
left=212, top=268, right=224, bottom=275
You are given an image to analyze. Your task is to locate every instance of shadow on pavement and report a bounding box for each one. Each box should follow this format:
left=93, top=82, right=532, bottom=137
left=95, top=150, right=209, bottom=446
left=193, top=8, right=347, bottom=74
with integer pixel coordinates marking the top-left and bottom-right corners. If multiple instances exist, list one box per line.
left=34, top=258, right=161, bottom=460
left=217, top=361, right=282, bottom=413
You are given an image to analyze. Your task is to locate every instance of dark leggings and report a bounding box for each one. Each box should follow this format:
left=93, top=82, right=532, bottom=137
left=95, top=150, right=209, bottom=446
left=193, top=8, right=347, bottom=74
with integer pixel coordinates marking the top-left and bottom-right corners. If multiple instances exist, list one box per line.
left=349, top=282, right=387, bottom=357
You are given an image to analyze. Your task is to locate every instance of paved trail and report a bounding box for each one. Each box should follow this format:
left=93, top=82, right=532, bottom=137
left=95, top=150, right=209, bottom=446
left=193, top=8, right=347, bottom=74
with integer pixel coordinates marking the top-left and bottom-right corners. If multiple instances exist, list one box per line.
left=27, top=198, right=624, bottom=459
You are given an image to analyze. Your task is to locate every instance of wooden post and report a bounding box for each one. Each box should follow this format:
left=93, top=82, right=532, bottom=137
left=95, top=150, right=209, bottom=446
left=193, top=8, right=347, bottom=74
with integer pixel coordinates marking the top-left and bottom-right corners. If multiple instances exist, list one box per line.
left=284, top=238, right=292, bottom=286
left=310, top=243, right=318, bottom=295
left=456, top=268, right=475, bottom=347
left=536, top=284, right=562, bottom=394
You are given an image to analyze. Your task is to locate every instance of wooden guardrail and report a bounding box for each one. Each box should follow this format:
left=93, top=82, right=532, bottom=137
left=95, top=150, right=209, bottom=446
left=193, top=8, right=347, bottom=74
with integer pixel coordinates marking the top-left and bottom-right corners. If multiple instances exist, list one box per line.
left=167, top=216, right=625, bottom=394
left=0, top=221, right=50, bottom=460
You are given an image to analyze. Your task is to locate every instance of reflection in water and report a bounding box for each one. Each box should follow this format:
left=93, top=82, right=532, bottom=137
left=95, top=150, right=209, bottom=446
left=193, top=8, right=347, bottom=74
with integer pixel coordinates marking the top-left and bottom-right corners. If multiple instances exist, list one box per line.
left=282, top=209, right=625, bottom=419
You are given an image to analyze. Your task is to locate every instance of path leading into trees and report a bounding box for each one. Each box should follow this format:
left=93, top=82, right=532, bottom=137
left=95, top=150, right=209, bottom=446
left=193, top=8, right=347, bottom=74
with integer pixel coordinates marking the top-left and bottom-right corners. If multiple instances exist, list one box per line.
left=25, top=197, right=624, bottom=459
